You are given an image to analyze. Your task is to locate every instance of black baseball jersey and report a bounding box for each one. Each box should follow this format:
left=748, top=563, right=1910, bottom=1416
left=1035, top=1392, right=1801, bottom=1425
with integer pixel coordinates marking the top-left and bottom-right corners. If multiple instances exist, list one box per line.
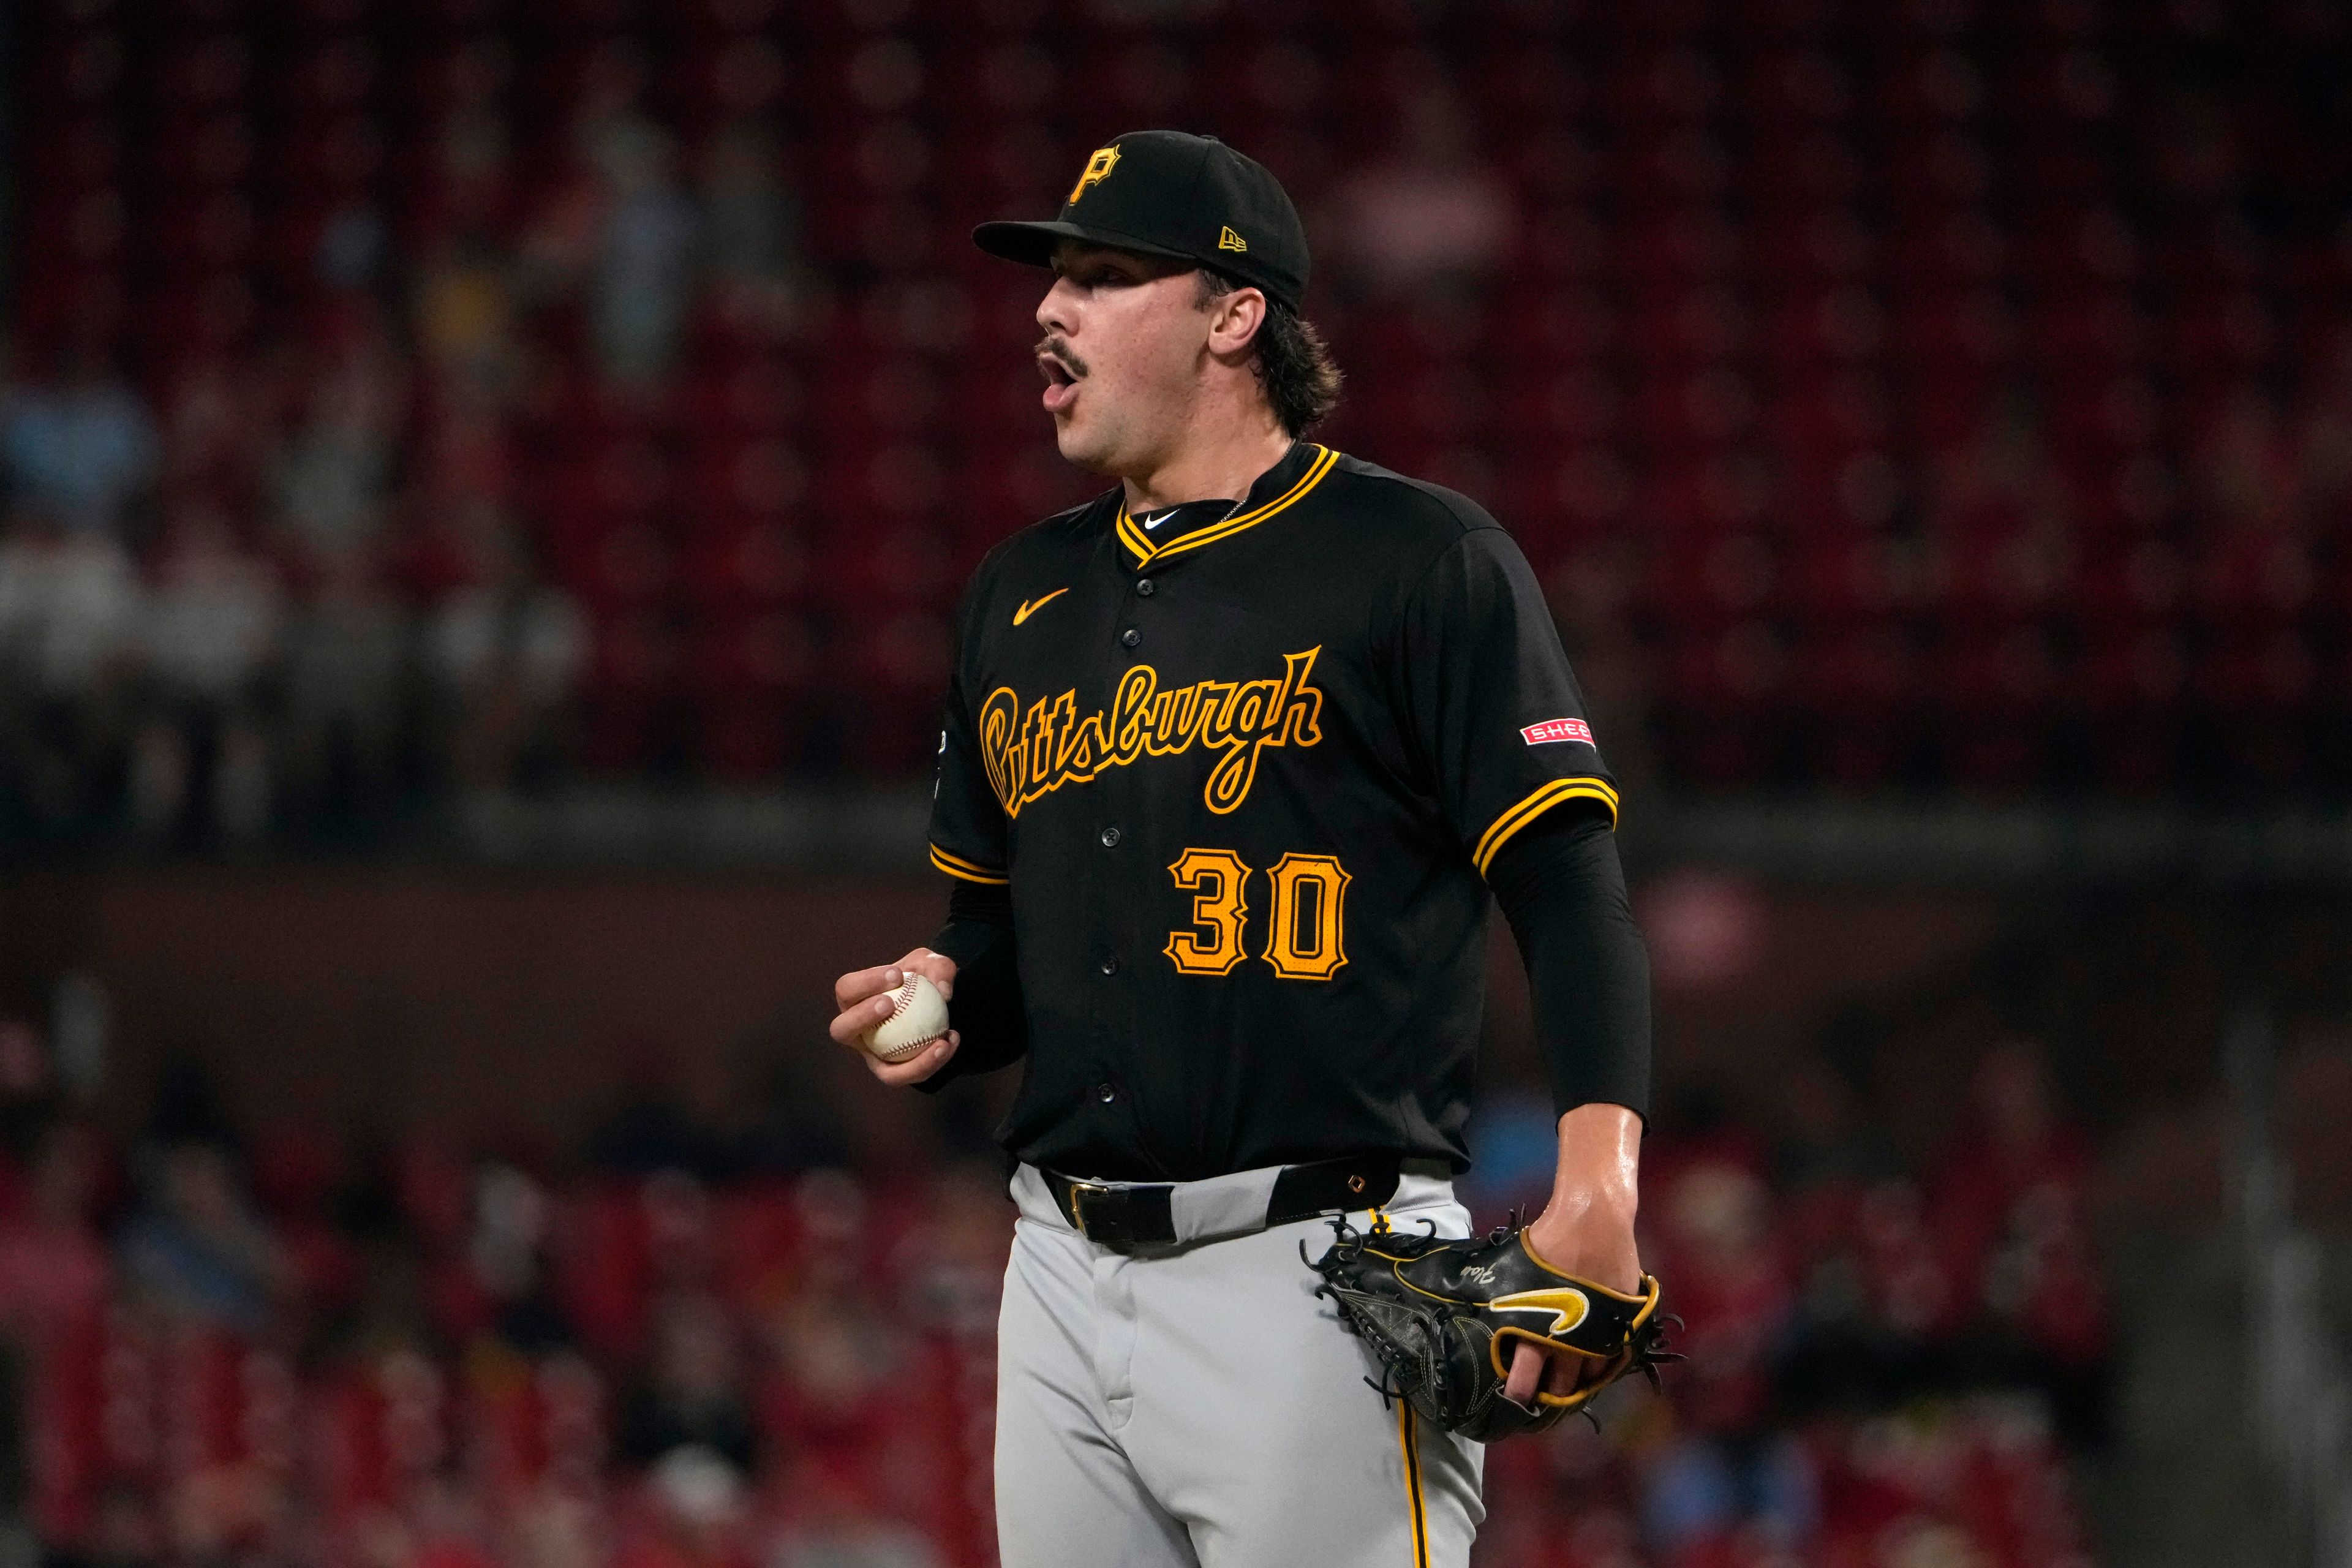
left=926, top=440, right=1618, bottom=1182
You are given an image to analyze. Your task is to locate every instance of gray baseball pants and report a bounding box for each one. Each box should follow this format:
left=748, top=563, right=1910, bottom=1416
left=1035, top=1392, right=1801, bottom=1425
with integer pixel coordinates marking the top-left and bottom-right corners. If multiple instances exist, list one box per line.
left=995, top=1161, right=1486, bottom=1568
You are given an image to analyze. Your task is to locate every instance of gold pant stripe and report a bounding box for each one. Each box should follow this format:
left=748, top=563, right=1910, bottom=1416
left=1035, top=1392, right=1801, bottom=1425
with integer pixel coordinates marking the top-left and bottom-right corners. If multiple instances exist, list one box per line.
left=1397, top=1400, right=1430, bottom=1568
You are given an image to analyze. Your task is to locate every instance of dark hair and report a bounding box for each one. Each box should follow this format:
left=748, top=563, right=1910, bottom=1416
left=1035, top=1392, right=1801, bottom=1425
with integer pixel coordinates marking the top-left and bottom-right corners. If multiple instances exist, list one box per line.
left=1194, top=270, right=1343, bottom=437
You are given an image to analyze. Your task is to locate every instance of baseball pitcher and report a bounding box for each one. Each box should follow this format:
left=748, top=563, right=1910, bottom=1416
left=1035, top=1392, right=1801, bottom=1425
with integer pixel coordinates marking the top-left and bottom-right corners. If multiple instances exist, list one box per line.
left=829, top=130, right=1664, bottom=1568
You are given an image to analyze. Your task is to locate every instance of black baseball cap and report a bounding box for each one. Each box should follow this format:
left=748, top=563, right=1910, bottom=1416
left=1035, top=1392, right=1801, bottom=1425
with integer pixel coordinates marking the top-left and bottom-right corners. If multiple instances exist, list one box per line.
left=973, top=130, right=1310, bottom=311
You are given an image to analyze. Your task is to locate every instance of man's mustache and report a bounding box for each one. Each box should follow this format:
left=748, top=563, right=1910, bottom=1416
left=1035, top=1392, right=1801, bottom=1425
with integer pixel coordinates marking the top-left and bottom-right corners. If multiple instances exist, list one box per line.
left=1036, top=336, right=1088, bottom=379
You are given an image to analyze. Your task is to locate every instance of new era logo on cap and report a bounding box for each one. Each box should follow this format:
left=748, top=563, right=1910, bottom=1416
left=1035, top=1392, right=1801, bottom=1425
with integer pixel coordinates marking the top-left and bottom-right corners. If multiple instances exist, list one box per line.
left=1521, top=717, right=1594, bottom=747
left=1218, top=225, right=1247, bottom=252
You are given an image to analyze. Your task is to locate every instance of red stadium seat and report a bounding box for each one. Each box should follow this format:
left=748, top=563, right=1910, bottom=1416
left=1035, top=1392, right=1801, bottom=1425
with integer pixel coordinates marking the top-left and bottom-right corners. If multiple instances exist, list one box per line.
left=1732, top=48, right=1855, bottom=127
left=0, top=0, right=2328, bottom=809
left=679, top=518, right=810, bottom=613
left=1751, top=205, right=1873, bottom=284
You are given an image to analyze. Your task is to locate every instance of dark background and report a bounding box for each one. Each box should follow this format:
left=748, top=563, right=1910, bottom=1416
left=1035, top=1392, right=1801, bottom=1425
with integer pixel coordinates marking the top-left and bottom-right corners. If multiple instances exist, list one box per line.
left=2, top=1, right=2350, bottom=1566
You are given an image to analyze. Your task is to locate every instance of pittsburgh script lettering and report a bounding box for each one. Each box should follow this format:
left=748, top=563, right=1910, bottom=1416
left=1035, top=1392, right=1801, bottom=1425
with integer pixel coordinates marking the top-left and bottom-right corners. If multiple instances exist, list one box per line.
left=978, top=647, right=1325, bottom=817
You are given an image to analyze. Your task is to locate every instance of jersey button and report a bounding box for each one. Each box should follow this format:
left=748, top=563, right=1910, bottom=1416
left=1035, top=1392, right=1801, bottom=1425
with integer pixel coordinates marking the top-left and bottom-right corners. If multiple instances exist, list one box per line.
left=1096, top=1082, right=1117, bottom=1104
left=1120, top=628, right=1141, bottom=649
left=1098, top=954, right=1120, bottom=975
left=1099, top=826, right=1121, bottom=848
left=1135, top=578, right=1155, bottom=597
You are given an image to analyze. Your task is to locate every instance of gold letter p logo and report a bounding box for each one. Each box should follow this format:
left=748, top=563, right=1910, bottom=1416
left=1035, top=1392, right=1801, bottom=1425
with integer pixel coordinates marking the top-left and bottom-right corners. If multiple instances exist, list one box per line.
left=1067, top=145, right=1120, bottom=206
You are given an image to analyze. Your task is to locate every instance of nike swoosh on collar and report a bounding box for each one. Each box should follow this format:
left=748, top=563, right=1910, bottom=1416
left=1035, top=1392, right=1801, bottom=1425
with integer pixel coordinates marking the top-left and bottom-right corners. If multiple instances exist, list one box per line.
left=1012, top=587, right=1070, bottom=626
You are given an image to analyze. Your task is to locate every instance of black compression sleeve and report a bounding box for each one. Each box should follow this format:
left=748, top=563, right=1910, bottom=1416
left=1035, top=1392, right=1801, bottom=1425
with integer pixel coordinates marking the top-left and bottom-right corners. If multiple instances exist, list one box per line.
left=914, top=877, right=1029, bottom=1094
left=1484, top=807, right=1652, bottom=1122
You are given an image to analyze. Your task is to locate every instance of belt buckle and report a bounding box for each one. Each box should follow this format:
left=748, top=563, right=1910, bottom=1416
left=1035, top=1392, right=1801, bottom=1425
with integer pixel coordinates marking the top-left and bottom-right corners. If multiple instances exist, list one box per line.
left=1066, top=1181, right=1110, bottom=1235
left=1066, top=1182, right=1136, bottom=1246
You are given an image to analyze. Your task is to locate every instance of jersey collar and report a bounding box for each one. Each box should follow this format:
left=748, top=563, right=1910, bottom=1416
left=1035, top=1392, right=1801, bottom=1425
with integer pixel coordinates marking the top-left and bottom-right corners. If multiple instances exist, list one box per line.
left=1114, top=442, right=1338, bottom=568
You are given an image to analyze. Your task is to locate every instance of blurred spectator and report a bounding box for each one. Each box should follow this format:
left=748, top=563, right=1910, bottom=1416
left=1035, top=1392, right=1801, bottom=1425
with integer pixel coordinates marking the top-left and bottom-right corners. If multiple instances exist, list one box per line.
left=0, top=514, right=146, bottom=697
left=318, top=203, right=395, bottom=304
left=592, top=119, right=700, bottom=390
left=425, top=522, right=588, bottom=794
left=140, top=509, right=284, bottom=704
left=617, top=1446, right=755, bottom=1568
left=0, top=971, right=2129, bottom=1568
left=353, top=1486, right=497, bottom=1568
left=506, top=1484, right=608, bottom=1568
left=1658, top=1159, right=1793, bottom=1436
left=764, top=1455, right=941, bottom=1568
left=119, top=1140, right=286, bottom=1335
left=414, top=112, right=526, bottom=407
left=1771, top=1050, right=1948, bottom=1417
left=417, top=1479, right=501, bottom=1568
left=698, top=121, right=807, bottom=340
left=444, top=1163, right=577, bottom=1356
left=1637, top=1158, right=1810, bottom=1559
left=1933, top=1041, right=2109, bottom=1446
left=1773, top=1051, right=1904, bottom=1199
left=274, top=320, right=405, bottom=570
left=0, top=511, right=144, bottom=831
left=278, top=550, right=411, bottom=835
left=0, top=1019, right=59, bottom=1159
left=162, top=1460, right=290, bottom=1567
left=1322, top=86, right=1515, bottom=302
left=1779, top=1172, right=1966, bottom=1433
left=0, top=1120, right=111, bottom=1345
left=618, top=1293, right=757, bottom=1475
left=413, top=95, right=516, bottom=253
left=132, top=508, right=285, bottom=840
left=0, top=0, right=2340, bottom=835
left=0, top=337, right=157, bottom=537
left=159, top=356, right=272, bottom=517
left=325, top=1162, right=438, bottom=1359
left=753, top=1177, right=908, bottom=1469
left=413, top=382, right=521, bottom=514
left=1639, top=1429, right=1817, bottom=1566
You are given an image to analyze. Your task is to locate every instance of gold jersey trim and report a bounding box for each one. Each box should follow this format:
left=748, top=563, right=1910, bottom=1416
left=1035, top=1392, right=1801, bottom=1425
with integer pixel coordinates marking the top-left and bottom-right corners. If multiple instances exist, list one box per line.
left=929, top=844, right=1010, bottom=884
left=1115, top=445, right=1339, bottom=566
left=1472, top=776, right=1620, bottom=876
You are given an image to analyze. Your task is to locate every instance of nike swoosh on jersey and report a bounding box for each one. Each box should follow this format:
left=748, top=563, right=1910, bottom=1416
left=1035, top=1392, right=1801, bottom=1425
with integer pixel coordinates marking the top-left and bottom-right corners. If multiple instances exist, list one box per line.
left=1012, top=587, right=1071, bottom=625
left=1141, top=509, right=1177, bottom=529
left=1485, top=1286, right=1591, bottom=1336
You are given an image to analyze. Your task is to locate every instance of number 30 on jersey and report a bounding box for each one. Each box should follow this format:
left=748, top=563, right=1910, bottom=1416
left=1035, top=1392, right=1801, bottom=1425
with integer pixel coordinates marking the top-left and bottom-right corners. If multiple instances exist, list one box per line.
left=1164, top=848, right=1351, bottom=981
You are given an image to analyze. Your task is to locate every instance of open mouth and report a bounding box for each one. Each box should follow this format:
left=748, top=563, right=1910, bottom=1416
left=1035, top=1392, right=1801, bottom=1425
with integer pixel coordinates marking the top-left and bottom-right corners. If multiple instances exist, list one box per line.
left=1038, top=352, right=1082, bottom=414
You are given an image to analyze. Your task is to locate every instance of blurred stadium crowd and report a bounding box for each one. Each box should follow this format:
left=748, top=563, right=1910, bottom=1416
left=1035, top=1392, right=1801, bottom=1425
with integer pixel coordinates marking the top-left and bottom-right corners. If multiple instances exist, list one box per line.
left=4, top=0, right=2350, bottom=848
left=9, top=4, right=2344, bottom=1564
left=0, top=1019, right=2109, bottom=1568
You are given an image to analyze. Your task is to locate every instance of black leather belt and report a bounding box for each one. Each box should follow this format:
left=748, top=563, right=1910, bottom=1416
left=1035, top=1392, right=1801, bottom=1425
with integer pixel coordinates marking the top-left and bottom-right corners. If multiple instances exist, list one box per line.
left=1042, top=1155, right=1449, bottom=1249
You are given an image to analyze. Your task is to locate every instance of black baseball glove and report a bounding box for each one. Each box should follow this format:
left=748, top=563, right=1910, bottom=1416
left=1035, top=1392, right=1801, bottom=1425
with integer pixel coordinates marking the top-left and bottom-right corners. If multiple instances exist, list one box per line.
left=1308, top=1212, right=1676, bottom=1442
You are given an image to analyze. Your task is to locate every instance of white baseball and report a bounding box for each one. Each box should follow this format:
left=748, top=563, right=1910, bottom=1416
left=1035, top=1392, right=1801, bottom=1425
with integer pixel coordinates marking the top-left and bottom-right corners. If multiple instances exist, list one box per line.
left=861, top=971, right=950, bottom=1063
